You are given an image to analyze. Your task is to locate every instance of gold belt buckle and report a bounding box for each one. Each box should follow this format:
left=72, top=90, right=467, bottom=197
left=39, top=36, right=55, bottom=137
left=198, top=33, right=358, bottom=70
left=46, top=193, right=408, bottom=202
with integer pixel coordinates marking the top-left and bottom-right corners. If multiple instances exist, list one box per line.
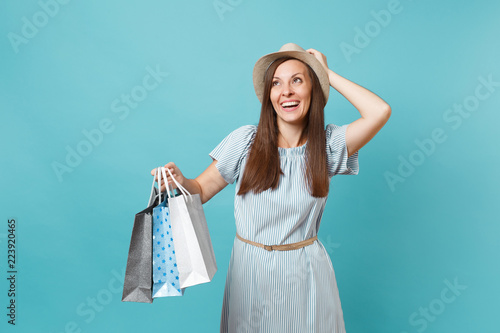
left=263, top=244, right=273, bottom=251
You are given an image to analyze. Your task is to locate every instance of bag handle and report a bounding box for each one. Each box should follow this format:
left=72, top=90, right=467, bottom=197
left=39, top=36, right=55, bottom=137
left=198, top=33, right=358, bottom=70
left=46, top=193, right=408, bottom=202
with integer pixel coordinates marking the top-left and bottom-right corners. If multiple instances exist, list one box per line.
left=148, top=167, right=159, bottom=206
left=157, top=167, right=163, bottom=204
left=163, top=167, right=193, bottom=202
left=156, top=166, right=177, bottom=200
left=159, top=167, right=171, bottom=200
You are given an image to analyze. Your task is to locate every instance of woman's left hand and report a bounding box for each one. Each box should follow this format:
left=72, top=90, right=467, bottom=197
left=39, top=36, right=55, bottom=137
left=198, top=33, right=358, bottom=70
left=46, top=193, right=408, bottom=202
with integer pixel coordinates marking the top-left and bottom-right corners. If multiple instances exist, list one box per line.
left=306, top=48, right=329, bottom=73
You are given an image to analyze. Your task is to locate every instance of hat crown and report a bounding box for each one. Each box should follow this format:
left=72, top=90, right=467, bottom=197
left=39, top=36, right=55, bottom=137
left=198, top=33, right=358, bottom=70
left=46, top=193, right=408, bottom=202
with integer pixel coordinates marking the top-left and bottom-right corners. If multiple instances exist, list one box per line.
left=279, top=42, right=305, bottom=53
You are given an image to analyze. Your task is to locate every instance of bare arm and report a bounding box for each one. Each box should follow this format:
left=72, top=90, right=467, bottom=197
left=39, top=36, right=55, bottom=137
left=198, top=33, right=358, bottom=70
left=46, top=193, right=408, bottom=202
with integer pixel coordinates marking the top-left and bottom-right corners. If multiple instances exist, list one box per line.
left=307, top=48, right=391, bottom=157
left=151, top=160, right=228, bottom=204
left=328, top=70, right=391, bottom=157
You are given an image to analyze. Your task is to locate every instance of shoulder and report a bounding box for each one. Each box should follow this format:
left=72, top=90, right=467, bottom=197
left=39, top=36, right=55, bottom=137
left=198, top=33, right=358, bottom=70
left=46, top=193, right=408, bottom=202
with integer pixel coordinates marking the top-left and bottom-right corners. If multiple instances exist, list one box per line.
left=209, top=125, right=257, bottom=184
left=325, top=123, right=348, bottom=140
left=210, top=125, right=257, bottom=158
left=230, top=125, right=257, bottom=137
left=325, top=123, right=345, bottom=134
left=222, top=125, right=257, bottom=145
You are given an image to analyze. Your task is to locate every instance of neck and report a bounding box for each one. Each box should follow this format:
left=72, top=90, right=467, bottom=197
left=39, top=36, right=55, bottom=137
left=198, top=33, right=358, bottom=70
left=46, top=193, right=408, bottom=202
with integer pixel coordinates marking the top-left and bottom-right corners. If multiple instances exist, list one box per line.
left=277, top=122, right=306, bottom=148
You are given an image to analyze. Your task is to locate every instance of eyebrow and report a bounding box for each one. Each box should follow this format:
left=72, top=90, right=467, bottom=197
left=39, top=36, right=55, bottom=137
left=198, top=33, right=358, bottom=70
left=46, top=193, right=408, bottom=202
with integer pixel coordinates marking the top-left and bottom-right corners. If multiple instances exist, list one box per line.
left=273, top=72, right=304, bottom=80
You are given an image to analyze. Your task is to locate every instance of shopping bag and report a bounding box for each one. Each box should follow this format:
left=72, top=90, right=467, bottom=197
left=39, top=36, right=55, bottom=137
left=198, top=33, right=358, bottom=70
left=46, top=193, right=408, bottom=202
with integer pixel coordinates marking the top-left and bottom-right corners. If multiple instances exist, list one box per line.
left=122, top=169, right=159, bottom=303
left=152, top=168, right=185, bottom=297
left=162, top=167, right=217, bottom=288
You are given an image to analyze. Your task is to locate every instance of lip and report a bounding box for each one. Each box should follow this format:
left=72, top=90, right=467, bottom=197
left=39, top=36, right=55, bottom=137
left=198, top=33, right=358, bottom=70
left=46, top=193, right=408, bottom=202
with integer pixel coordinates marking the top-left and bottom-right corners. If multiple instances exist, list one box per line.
left=280, top=100, right=300, bottom=112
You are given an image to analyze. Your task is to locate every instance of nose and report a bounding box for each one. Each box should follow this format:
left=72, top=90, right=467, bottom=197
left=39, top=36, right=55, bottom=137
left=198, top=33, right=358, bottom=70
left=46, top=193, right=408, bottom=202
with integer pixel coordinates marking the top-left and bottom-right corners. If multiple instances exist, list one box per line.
left=281, top=82, right=294, bottom=96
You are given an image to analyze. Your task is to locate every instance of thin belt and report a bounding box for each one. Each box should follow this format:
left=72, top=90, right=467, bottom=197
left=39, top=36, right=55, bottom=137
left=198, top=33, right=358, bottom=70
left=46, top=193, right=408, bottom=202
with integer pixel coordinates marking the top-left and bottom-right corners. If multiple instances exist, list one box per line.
left=236, top=233, right=318, bottom=251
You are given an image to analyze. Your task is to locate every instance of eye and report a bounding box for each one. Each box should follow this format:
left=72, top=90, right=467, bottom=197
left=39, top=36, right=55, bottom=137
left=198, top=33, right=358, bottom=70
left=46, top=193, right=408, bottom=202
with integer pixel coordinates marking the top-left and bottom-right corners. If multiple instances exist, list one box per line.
left=272, top=81, right=280, bottom=86
left=293, top=77, right=302, bottom=84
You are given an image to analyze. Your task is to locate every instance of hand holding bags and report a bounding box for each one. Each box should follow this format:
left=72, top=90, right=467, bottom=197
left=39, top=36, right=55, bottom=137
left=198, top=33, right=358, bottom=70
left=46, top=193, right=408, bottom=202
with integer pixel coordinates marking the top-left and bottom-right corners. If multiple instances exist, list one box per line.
left=162, top=167, right=217, bottom=288
left=122, top=166, right=217, bottom=303
left=121, top=168, right=159, bottom=303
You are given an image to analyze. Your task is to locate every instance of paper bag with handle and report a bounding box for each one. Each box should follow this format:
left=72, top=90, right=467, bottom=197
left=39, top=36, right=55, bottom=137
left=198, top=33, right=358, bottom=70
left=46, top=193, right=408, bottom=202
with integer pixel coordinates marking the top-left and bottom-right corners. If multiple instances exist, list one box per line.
left=162, top=167, right=217, bottom=288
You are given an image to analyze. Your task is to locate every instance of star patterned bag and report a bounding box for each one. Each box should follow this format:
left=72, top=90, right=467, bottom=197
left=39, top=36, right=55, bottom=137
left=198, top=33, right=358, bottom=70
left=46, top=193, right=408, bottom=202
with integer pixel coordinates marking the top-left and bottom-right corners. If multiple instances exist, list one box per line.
left=152, top=167, right=185, bottom=298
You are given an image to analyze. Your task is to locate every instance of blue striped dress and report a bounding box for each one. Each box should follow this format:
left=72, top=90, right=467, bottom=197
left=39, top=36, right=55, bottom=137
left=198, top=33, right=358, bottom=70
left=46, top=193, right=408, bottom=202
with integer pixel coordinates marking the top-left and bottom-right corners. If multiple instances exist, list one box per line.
left=209, top=124, right=359, bottom=333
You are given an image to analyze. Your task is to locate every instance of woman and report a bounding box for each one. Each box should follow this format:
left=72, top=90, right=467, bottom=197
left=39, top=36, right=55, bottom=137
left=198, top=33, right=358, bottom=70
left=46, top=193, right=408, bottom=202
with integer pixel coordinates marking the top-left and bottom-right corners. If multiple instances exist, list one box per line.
left=152, top=43, right=390, bottom=332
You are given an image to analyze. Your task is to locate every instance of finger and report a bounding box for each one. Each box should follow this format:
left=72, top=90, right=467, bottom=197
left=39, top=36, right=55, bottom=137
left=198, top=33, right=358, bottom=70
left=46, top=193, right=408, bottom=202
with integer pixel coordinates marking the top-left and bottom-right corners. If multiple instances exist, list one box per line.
left=165, top=167, right=176, bottom=179
left=164, top=162, right=176, bottom=170
left=306, top=49, right=324, bottom=58
left=168, top=181, right=178, bottom=189
left=151, top=169, right=160, bottom=183
left=160, top=180, right=177, bottom=192
left=166, top=176, right=176, bottom=187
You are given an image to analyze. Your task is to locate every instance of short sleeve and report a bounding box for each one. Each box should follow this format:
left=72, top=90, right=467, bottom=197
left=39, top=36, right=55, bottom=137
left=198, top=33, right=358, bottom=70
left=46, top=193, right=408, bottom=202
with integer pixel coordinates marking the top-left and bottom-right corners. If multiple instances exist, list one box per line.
left=209, top=125, right=257, bottom=184
left=326, top=123, right=359, bottom=177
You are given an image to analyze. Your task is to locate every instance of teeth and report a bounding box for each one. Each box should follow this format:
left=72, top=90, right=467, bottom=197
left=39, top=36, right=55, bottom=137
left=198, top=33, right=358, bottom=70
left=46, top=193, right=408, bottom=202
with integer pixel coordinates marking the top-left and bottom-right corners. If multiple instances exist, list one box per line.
left=281, top=101, right=299, bottom=107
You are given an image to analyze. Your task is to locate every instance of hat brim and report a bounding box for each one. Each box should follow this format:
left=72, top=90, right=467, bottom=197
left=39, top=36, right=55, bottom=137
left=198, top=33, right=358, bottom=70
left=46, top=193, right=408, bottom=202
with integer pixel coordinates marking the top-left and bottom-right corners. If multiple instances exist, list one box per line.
left=252, top=50, right=330, bottom=104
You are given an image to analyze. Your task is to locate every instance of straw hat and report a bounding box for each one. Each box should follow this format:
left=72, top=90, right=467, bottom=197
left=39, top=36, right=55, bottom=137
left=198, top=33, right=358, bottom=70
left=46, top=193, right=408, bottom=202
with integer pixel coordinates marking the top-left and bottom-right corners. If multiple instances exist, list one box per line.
left=252, top=43, right=330, bottom=104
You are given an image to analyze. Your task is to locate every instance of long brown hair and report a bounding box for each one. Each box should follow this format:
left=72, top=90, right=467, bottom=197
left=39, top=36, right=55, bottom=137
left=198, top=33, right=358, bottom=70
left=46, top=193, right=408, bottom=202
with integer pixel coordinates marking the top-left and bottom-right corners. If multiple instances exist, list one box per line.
left=238, top=56, right=329, bottom=197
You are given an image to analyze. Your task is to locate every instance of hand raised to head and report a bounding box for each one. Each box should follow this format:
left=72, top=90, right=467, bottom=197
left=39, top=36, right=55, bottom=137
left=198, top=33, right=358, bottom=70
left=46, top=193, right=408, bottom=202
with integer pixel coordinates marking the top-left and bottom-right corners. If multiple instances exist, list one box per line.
left=306, top=48, right=329, bottom=73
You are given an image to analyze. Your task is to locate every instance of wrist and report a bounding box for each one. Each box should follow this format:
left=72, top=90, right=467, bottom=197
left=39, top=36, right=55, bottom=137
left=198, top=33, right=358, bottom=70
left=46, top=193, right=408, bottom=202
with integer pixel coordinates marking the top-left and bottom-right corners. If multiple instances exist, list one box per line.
left=178, top=176, right=187, bottom=188
left=328, top=69, right=340, bottom=88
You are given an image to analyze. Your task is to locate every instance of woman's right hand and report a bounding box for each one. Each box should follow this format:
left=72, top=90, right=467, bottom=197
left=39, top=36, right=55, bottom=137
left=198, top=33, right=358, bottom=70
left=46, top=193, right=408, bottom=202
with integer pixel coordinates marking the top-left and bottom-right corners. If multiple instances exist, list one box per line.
left=150, top=162, right=186, bottom=192
left=150, top=160, right=228, bottom=204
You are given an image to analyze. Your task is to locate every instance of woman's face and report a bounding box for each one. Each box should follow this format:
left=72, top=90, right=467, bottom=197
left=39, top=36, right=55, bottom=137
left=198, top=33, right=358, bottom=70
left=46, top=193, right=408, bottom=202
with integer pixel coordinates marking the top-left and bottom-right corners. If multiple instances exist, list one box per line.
left=270, top=59, right=312, bottom=128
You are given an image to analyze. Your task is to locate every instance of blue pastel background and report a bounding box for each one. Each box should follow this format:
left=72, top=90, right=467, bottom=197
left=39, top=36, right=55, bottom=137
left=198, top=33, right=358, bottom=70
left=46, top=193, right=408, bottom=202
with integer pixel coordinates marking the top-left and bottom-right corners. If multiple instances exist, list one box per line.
left=1, top=0, right=499, bottom=332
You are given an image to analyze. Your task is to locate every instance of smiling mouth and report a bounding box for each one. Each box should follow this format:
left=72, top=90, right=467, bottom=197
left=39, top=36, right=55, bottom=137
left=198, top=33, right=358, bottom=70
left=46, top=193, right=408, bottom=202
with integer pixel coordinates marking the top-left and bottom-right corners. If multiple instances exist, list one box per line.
left=281, top=101, right=300, bottom=109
